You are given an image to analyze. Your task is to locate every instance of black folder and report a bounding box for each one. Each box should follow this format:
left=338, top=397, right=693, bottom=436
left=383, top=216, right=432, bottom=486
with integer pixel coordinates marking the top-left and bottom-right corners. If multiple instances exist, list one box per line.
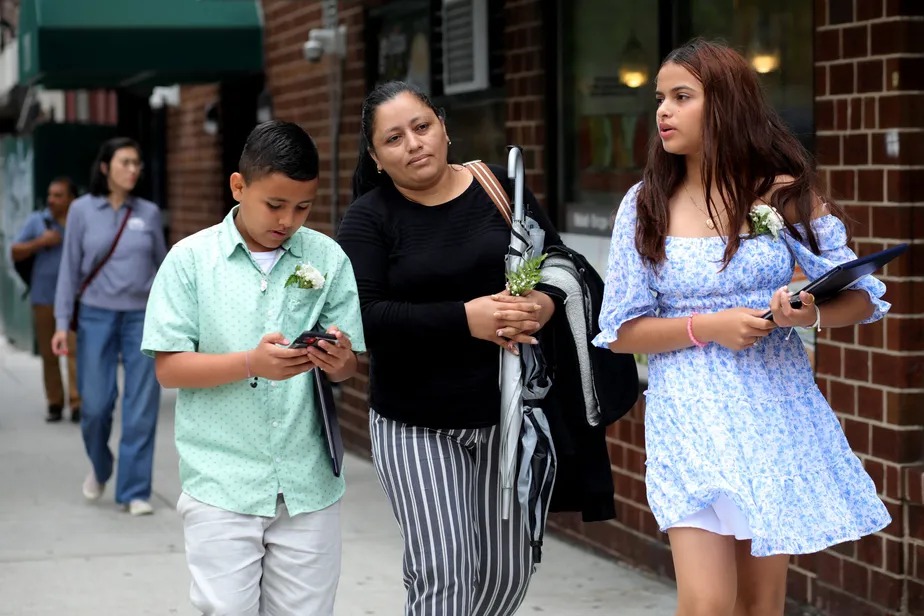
left=762, top=243, right=908, bottom=320
left=313, top=370, right=344, bottom=477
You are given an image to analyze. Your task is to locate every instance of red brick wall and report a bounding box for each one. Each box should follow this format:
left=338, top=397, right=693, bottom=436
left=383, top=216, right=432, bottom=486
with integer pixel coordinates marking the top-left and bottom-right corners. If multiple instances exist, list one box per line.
left=260, top=0, right=375, bottom=452
left=809, top=1, right=924, bottom=614
left=165, top=85, right=224, bottom=245
left=504, top=0, right=547, bottom=203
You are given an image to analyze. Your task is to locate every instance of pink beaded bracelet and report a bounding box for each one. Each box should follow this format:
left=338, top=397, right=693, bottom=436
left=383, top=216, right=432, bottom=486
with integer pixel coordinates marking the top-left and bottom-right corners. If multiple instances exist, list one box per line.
left=687, top=313, right=708, bottom=349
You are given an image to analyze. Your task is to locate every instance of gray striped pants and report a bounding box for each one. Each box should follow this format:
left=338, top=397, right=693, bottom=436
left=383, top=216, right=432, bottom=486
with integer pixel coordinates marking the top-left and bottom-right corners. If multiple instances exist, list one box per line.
left=370, top=409, right=534, bottom=616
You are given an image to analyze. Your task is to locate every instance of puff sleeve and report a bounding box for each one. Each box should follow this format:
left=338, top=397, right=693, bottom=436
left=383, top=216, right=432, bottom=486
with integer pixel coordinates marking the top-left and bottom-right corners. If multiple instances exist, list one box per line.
left=783, top=215, right=890, bottom=323
left=593, top=184, right=659, bottom=347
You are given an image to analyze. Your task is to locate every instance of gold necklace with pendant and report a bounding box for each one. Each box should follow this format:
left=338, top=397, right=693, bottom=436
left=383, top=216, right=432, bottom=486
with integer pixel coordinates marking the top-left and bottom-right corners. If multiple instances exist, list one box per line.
left=683, top=183, right=717, bottom=230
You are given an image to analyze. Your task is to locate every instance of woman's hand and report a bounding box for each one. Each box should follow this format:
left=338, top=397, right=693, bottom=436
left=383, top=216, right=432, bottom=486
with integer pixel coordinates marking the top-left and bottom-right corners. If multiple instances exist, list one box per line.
left=51, top=330, right=69, bottom=356
left=768, top=287, right=817, bottom=328
left=694, top=308, right=777, bottom=352
left=493, top=290, right=555, bottom=339
left=306, top=326, right=357, bottom=382
left=464, top=291, right=554, bottom=354
left=248, top=332, right=316, bottom=380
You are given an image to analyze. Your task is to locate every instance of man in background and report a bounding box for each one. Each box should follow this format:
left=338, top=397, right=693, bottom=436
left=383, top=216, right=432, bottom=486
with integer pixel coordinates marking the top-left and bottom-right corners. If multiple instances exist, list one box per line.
left=11, top=177, right=81, bottom=423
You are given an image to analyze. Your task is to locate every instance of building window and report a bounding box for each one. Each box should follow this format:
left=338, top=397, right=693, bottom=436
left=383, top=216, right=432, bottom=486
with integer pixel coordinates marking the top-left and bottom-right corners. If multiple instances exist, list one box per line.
left=558, top=1, right=659, bottom=241
left=366, top=0, right=507, bottom=165
left=371, top=1, right=432, bottom=94
left=556, top=0, right=813, bottom=260
left=679, top=0, right=814, bottom=151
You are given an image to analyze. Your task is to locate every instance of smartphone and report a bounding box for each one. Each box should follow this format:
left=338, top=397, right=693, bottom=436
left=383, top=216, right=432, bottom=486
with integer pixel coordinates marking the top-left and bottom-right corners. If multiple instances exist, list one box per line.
left=289, top=330, right=337, bottom=349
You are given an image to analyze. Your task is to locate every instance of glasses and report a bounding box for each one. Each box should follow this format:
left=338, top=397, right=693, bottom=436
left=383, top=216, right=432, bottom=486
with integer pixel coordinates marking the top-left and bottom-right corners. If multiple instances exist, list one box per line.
left=115, top=158, right=144, bottom=171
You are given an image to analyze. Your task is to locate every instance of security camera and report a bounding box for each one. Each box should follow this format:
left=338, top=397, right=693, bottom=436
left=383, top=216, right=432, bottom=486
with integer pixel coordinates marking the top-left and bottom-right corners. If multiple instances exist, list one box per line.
left=303, top=38, right=325, bottom=63
left=303, top=25, right=347, bottom=63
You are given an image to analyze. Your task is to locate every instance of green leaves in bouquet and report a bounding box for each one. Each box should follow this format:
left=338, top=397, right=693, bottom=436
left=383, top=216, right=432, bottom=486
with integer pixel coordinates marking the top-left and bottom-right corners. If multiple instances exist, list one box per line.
left=506, top=254, right=548, bottom=296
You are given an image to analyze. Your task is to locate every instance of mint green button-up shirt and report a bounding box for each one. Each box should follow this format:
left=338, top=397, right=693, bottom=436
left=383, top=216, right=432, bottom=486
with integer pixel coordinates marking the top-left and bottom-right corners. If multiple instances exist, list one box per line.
left=141, top=207, right=366, bottom=517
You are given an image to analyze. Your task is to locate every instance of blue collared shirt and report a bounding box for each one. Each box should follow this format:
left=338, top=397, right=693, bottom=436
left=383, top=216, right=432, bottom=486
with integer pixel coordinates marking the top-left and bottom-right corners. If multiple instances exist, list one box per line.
left=13, top=208, right=65, bottom=306
left=54, top=194, right=167, bottom=330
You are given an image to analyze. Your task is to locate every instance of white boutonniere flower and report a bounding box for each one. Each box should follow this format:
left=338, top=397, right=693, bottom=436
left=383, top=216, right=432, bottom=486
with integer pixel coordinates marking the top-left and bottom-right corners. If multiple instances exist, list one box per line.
left=749, top=204, right=785, bottom=239
left=285, top=262, right=325, bottom=290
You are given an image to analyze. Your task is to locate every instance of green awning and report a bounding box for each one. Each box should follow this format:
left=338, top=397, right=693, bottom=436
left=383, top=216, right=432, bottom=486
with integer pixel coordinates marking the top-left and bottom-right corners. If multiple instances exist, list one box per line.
left=18, top=0, right=264, bottom=89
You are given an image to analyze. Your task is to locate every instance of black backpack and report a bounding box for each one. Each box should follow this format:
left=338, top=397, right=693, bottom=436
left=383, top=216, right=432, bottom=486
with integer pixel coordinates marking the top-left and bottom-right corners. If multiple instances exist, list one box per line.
left=13, top=217, right=53, bottom=298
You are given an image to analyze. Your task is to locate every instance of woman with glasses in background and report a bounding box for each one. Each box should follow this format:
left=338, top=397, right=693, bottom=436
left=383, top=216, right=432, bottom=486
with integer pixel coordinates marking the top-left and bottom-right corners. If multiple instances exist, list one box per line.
left=53, top=137, right=167, bottom=516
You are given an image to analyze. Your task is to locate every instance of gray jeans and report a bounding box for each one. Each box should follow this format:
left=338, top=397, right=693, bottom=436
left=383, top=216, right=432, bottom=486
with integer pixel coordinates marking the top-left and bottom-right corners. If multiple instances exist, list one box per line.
left=177, top=492, right=341, bottom=615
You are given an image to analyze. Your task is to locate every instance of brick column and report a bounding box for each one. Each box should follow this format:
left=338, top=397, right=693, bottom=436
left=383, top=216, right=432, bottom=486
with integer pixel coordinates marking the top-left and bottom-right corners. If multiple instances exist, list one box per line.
left=504, top=0, right=546, bottom=202
left=260, top=0, right=377, bottom=451
left=166, top=85, right=224, bottom=244
left=808, top=1, right=924, bottom=614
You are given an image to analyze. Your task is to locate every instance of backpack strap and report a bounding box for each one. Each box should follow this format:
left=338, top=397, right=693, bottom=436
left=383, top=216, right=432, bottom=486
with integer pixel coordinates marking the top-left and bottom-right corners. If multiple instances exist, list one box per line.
left=465, top=160, right=512, bottom=227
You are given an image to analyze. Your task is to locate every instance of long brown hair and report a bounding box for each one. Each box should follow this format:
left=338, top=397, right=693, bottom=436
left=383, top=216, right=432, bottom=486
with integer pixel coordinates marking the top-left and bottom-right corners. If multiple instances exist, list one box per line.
left=636, top=39, right=843, bottom=267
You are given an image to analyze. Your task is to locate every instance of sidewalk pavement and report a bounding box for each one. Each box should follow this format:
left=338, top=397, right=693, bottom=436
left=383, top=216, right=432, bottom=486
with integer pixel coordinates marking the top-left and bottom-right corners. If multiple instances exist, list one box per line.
left=0, top=337, right=677, bottom=615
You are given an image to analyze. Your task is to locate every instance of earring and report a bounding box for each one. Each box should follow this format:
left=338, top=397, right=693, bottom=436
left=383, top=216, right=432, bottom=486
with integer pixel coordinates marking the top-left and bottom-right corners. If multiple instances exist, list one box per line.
left=448, top=140, right=452, bottom=145
left=376, top=167, right=382, bottom=174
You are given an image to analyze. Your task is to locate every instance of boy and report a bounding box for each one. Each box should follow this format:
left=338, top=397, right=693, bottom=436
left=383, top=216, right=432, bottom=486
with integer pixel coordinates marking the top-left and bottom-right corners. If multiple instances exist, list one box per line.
left=142, top=121, right=364, bottom=615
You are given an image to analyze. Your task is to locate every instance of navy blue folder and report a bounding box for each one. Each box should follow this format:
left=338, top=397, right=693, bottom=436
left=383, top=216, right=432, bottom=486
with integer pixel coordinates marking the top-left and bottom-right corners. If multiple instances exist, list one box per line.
left=762, top=243, right=908, bottom=319
left=313, top=370, right=343, bottom=477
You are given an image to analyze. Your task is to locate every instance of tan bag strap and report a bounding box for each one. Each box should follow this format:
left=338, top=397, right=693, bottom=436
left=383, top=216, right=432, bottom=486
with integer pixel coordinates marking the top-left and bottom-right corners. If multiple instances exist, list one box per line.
left=465, top=160, right=512, bottom=227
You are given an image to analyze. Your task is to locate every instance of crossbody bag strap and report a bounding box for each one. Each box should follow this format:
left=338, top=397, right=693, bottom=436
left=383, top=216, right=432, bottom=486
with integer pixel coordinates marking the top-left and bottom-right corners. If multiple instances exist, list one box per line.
left=78, top=205, right=132, bottom=295
left=465, top=160, right=513, bottom=227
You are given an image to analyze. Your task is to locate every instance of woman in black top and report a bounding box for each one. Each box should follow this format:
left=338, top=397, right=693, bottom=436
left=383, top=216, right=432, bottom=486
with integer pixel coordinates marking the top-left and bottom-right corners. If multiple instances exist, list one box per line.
left=337, top=81, right=561, bottom=615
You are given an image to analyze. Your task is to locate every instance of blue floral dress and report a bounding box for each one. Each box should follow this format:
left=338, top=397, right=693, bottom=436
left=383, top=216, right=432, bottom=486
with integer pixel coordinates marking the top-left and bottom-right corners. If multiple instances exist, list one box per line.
left=592, top=184, right=892, bottom=557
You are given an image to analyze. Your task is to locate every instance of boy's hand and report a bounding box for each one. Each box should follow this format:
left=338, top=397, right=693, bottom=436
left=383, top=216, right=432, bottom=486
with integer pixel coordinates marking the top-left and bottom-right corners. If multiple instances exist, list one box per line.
left=306, top=326, right=357, bottom=382
left=250, top=332, right=315, bottom=380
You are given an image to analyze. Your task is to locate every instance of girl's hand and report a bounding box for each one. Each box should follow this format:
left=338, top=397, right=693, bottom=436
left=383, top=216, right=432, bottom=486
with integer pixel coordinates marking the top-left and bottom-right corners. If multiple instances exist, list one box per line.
left=695, top=308, right=777, bottom=352
left=768, top=287, right=817, bottom=328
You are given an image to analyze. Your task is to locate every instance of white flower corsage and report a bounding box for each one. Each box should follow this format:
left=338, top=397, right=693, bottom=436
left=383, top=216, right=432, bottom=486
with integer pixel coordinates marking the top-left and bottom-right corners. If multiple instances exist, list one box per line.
left=749, top=204, right=785, bottom=239
left=285, top=262, right=325, bottom=289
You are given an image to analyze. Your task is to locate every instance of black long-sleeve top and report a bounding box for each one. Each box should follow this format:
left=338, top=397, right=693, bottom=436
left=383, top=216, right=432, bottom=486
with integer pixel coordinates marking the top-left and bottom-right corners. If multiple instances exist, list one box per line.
left=337, top=165, right=562, bottom=429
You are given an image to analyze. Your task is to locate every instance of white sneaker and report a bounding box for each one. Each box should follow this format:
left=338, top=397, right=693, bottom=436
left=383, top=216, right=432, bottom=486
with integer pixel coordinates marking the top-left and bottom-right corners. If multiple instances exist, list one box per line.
left=127, top=499, right=154, bottom=516
left=82, top=472, right=104, bottom=501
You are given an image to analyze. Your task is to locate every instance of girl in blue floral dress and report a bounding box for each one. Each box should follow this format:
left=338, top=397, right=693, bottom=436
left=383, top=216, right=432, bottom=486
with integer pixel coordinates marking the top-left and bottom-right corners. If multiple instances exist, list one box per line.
left=593, top=40, right=891, bottom=616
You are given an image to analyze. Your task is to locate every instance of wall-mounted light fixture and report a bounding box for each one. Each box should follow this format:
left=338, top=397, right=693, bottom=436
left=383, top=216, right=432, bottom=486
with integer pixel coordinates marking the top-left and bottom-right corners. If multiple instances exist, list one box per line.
left=747, top=12, right=780, bottom=74
left=617, top=34, right=648, bottom=88
left=256, top=87, right=273, bottom=123
left=203, top=100, right=219, bottom=136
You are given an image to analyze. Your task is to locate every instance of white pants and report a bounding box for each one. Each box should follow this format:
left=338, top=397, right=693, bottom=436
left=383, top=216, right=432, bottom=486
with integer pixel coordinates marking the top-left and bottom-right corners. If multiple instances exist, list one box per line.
left=177, top=492, right=341, bottom=616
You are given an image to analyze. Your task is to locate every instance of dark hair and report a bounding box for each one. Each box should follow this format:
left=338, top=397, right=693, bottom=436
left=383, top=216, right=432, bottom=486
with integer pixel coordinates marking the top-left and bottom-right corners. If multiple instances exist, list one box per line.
left=636, top=38, right=842, bottom=267
left=239, top=120, right=319, bottom=183
left=89, top=137, right=142, bottom=196
left=50, top=176, right=77, bottom=198
left=352, top=81, right=445, bottom=200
